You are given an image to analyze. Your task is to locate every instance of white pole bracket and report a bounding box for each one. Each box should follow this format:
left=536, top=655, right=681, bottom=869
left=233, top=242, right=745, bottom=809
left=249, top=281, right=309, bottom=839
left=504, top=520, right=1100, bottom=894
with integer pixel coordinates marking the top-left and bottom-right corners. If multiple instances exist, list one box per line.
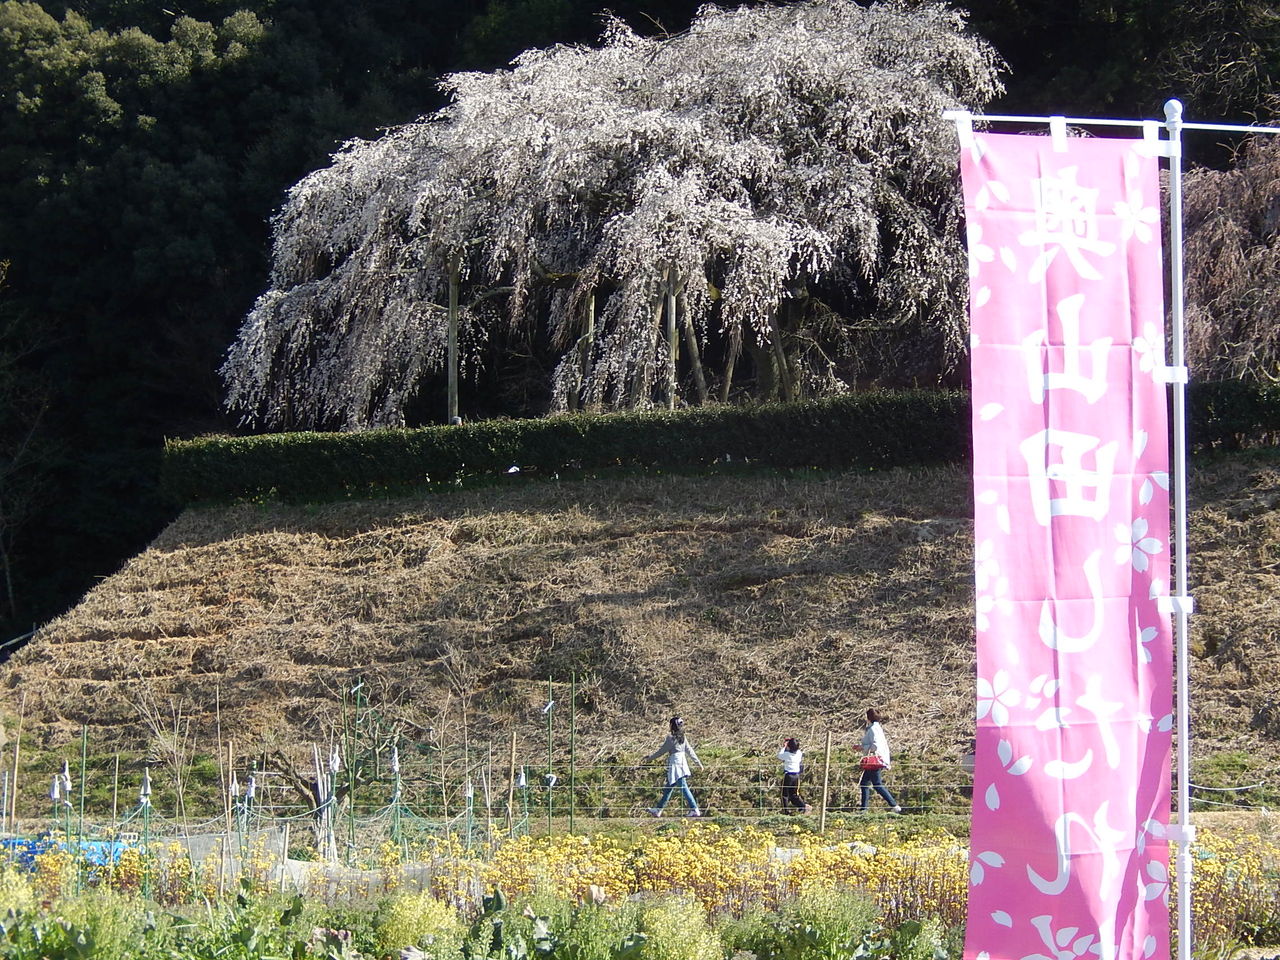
left=1158, top=595, right=1195, bottom=616
left=1049, top=115, right=1068, bottom=152
left=1156, top=364, right=1189, bottom=384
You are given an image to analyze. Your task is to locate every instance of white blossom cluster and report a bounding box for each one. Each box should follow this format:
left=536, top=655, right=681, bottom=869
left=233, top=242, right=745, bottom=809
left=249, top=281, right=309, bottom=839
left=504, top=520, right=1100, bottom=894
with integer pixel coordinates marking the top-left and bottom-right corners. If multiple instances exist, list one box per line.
left=223, top=0, right=1002, bottom=429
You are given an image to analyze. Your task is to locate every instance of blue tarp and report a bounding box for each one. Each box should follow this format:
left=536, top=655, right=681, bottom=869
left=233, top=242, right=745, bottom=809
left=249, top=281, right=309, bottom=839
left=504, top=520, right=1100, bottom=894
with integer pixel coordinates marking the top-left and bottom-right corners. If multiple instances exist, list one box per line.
left=0, top=835, right=131, bottom=869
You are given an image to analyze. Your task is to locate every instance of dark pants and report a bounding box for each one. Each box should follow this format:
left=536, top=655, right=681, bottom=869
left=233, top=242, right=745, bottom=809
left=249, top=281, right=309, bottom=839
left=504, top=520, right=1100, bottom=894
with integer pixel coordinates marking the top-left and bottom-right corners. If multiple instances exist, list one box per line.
left=781, top=771, right=808, bottom=811
left=859, top=767, right=898, bottom=809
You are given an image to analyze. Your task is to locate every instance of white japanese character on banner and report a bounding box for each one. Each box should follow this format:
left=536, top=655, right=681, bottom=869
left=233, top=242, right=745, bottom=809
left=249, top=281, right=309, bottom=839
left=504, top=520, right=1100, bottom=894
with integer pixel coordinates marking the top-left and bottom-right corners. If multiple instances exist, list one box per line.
left=1023, top=294, right=1113, bottom=404
left=1020, top=430, right=1118, bottom=526
left=1020, top=167, right=1117, bottom=281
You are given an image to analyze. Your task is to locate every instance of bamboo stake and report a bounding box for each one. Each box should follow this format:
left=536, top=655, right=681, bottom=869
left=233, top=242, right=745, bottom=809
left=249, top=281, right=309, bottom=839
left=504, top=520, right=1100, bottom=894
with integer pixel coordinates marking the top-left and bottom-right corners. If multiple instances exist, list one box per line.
left=279, top=821, right=290, bottom=893
left=506, top=730, right=517, bottom=838
left=819, top=730, right=833, bottom=834
left=10, top=692, right=24, bottom=830
left=76, top=726, right=87, bottom=893
left=546, top=676, right=553, bottom=836
left=569, top=672, right=576, bottom=835
left=110, top=753, right=120, bottom=835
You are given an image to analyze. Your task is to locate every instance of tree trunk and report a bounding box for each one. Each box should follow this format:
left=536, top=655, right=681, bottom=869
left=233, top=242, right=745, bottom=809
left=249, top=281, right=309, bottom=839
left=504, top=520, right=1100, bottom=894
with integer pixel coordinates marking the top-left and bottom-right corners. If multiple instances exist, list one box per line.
left=569, top=291, right=596, bottom=412
left=666, top=268, right=678, bottom=410
left=447, top=255, right=460, bottom=423
left=720, top=320, right=741, bottom=403
left=679, top=291, right=709, bottom=404
left=769, top=308, right=795, bottom=402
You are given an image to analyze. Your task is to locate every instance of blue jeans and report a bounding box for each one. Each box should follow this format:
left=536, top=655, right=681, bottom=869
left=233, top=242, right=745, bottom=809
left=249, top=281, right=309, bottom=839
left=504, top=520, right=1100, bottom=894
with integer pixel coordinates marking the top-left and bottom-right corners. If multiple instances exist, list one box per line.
left=859, top=768, right=897, bottom=809
left=656, top=776, right=699, bottom=813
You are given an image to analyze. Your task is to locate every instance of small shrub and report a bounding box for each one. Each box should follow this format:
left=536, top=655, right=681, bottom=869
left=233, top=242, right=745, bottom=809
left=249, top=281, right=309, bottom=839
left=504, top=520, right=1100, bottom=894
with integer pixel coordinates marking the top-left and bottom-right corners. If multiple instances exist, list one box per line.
left=764, top=887, right=878, bottom=960
left=0, top=866, right=34, bottom=915
left=557, top=901, right=642, bottom=960
left=376, top=890, right=466, bottom=958
left=636, top=897, right=721, bottom=960
left=51, top=888, right=147, bottom=960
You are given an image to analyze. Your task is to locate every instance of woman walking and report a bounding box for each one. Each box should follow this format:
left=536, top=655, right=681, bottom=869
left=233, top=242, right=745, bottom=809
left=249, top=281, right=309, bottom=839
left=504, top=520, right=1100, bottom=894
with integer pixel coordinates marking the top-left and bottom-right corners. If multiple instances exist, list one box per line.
left=778, top=737, right=812, bottom=813
left=644, top=716, right=703, bottom=817
left=859, top=708, right=902, bottom=813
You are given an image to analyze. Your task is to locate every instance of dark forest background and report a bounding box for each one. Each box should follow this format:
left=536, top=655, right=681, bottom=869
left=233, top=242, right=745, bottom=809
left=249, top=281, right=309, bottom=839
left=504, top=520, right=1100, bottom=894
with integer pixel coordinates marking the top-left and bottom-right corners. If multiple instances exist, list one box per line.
left=1, top=0, right=1278, bottom=642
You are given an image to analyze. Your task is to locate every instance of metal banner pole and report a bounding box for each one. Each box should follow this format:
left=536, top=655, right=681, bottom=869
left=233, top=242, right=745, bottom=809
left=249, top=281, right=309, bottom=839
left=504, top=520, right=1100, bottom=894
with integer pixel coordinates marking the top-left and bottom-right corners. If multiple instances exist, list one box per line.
left=1163, top=97, right=1196, bottom=960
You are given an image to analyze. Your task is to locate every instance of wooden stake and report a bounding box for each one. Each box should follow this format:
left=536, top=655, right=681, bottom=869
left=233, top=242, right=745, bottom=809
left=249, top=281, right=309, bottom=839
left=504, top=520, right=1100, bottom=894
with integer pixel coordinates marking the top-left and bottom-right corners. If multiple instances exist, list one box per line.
left=819, top=730, right=833, bottom=834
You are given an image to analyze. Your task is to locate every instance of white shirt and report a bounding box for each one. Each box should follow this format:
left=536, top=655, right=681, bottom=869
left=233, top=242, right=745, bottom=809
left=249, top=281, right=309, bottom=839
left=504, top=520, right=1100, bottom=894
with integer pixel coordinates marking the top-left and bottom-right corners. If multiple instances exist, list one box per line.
left=778, top=748, right=803, bottom=774
left=861, top=722, right=892, bottom=769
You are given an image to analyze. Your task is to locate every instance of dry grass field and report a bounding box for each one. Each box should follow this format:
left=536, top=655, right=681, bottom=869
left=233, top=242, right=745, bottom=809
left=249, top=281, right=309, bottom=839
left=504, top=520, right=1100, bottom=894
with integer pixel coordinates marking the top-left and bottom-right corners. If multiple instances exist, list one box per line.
left=2, top=450, right=1278, bottom=790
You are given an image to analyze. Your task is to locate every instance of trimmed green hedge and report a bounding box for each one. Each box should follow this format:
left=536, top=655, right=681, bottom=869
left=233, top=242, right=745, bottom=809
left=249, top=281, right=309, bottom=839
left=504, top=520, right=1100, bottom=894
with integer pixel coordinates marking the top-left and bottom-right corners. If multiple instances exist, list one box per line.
left=163, top=390, right=970, bottom=504
left=163, top=382, right=1280, bottom=506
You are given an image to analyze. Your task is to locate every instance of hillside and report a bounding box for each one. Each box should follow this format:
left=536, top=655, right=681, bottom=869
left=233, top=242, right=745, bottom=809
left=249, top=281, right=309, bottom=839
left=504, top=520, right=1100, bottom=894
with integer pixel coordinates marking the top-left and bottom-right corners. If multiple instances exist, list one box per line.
left=2, top=453, right=1278, bottom=795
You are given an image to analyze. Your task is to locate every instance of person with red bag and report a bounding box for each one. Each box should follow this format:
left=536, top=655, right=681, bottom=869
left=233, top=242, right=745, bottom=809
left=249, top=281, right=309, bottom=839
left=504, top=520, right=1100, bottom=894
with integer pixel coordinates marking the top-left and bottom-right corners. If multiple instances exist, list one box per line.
left=859, top=708, right=902, bottom=813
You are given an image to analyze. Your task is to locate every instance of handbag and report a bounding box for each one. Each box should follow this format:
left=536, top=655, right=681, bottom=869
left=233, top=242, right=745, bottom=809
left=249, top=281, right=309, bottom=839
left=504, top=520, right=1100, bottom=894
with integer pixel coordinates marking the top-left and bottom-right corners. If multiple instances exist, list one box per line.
left=860, top=754, right=885, bottom=771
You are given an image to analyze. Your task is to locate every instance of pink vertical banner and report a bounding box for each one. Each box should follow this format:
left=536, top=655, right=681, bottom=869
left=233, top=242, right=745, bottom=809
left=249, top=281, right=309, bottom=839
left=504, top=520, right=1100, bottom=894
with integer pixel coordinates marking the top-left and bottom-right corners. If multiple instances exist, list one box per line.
left=961, top=133, right=1173, bottom=960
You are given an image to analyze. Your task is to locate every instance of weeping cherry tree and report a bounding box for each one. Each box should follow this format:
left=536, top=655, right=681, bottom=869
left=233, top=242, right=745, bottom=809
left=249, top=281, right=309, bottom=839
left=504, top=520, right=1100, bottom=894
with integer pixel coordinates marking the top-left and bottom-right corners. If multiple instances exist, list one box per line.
left=223, top=0, right=1003, bottom=429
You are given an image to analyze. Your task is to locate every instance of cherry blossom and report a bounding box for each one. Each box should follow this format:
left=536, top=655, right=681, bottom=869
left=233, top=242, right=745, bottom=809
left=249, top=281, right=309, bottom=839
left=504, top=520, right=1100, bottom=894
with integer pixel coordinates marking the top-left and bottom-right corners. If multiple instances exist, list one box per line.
left=222, top=0, right=1003, bottom=429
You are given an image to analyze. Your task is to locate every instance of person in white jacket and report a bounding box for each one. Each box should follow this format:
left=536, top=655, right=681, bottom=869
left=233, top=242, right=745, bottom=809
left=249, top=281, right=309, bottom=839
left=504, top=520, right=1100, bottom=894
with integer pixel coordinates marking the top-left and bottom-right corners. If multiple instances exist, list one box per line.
left=643, top=716, right=703, bottom=817
left=778, top=737, right=812, bottom=813
left=859, top=708, right=902, bottom=813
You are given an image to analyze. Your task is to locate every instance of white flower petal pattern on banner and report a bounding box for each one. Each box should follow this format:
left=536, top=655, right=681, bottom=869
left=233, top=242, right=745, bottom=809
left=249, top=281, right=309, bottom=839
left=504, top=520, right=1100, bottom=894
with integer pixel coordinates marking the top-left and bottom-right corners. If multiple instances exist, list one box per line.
left=1142, top=859, right=1170, bottom=903
left=978, top=489, right=998, bottom=505
left=978, top=673, right=1020, bottom=725
left=1149, top=578, right=1167, bottom=601
left=979, top=402, right=1004, bottom=421
left=1137, top=625, right=1157, bottom=664
left=1157, top=713, right=1174, bottom=733
left=1143, top=936, right=1157, bottom=958
left=1026, top=915, right=1105, bottom=960
left=1000, top=246, right=1018, bottom=272
left=992, top=911, right=1012, bottom=928
left=974, top=286, right=992, bottom=308
left=1115, top=155, right=1159, bottom=244
left=1044, top=750, right=1094, bottom=779
left=1135, top=429, right=1149, bottom=457
left=1008, top=756, right=1034, bottom=775
left=978, top=851, right=1006, bottom=867
left=1133, top=322, right=1159, bottom=373
left=971, top=330, right=981, bottom=349
left=985, top=783, right=1000, bottom=810
left=968, top=224, right=996, bottom=278
left=1137, top=818, right=1167, bottom=856
left=1116, top=518, right=1163, bottom=571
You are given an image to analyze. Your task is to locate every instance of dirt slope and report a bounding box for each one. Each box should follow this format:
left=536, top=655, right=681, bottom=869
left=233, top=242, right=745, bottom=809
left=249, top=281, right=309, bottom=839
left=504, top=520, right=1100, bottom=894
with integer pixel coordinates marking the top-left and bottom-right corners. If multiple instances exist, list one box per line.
left=2, top=455, right=1277, bottom=778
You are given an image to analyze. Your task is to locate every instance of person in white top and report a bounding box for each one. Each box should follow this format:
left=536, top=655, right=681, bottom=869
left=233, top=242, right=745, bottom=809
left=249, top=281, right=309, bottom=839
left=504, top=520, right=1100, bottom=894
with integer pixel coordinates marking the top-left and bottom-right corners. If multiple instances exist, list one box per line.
left=643, top=716, right=703, bottom=817
left=778, top=737, right=812, bottom=814
left=860, top=708, right=902, bottom=813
